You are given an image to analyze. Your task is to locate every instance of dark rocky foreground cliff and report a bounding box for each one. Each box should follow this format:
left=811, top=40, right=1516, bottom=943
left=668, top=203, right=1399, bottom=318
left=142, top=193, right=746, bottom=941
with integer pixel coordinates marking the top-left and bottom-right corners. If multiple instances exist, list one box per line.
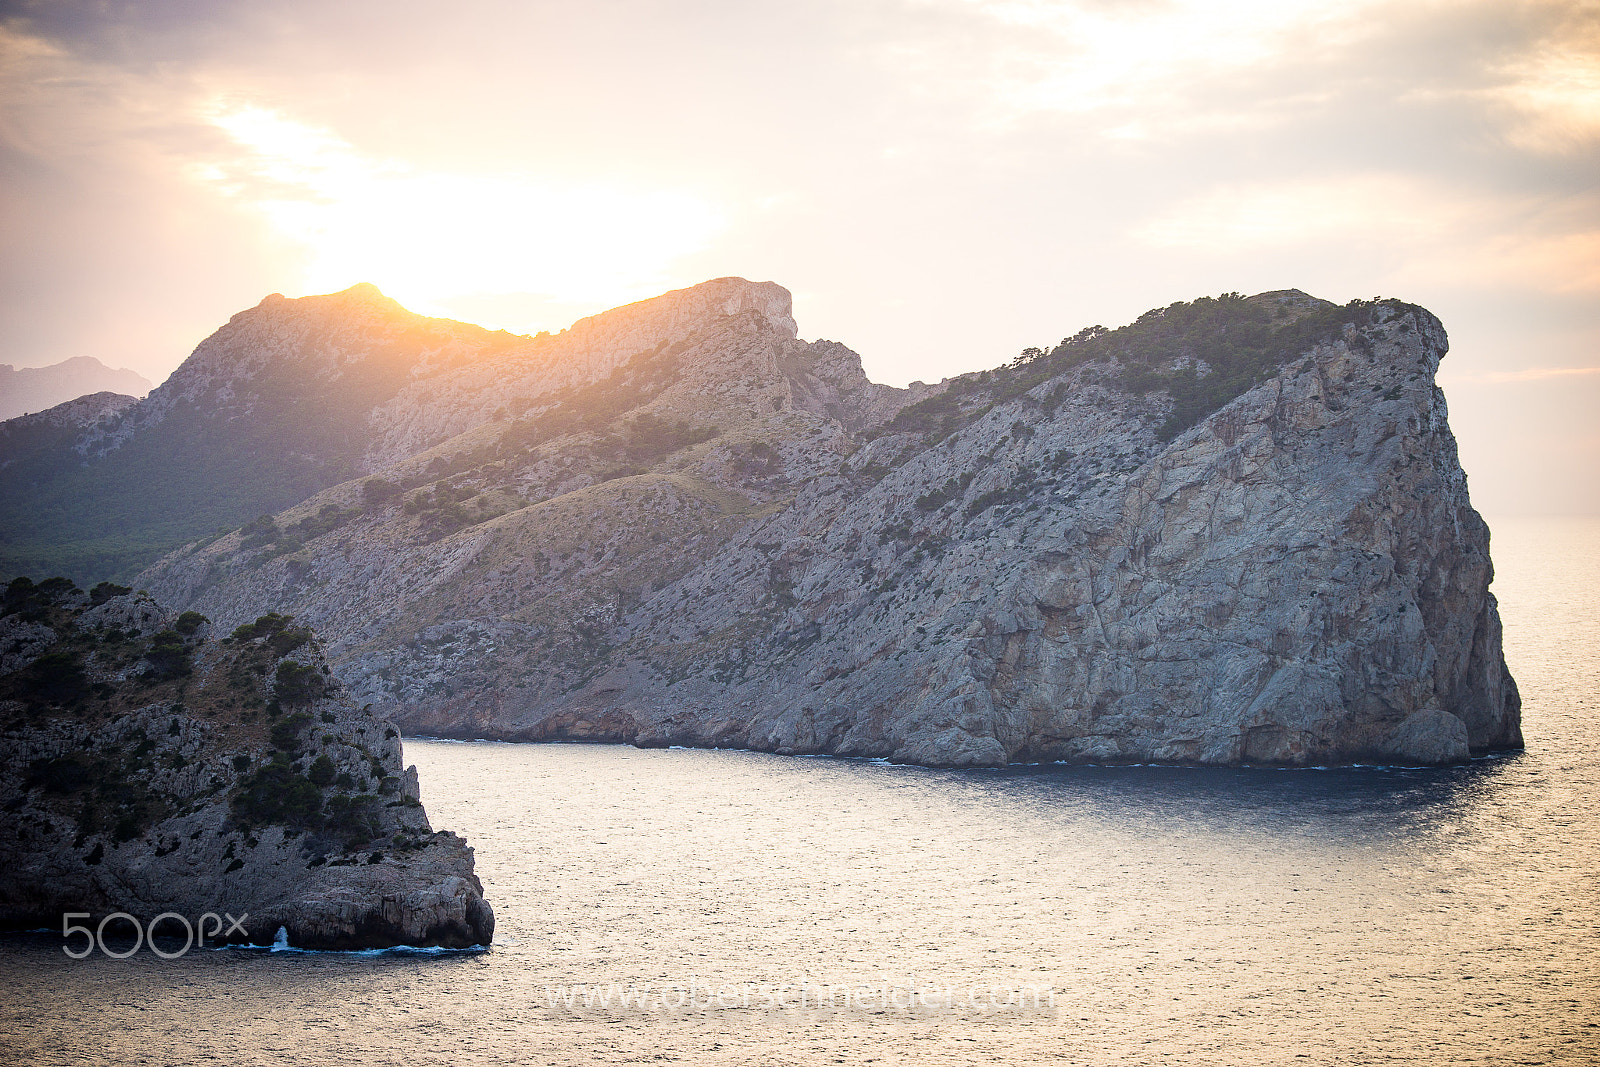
left=124, top=279, right=1521, bottom=769
left=0, top=578, right=493, bottom=949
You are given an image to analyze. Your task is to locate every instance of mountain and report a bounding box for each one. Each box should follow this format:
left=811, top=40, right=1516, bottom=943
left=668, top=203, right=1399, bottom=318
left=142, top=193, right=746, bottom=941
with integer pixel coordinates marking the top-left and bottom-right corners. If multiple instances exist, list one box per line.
left=0, top=578, right=493, bottom=948
left=132, top=280, right=1520, bottom=768
left=1, top=286, right=511, bottom=582
left=0, top=357, right=151, bottom=422
left=0, top=280, right=881, bottom=584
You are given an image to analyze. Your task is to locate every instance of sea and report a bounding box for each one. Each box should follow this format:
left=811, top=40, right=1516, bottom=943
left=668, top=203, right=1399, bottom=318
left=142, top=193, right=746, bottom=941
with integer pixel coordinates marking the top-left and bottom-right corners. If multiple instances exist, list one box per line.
left=2, top=515, right=1596, bottom=1065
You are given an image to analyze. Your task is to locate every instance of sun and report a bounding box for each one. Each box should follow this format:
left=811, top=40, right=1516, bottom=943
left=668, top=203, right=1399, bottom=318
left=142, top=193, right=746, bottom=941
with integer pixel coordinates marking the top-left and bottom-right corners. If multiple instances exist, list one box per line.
left=198, top=105, right=724, bottom=329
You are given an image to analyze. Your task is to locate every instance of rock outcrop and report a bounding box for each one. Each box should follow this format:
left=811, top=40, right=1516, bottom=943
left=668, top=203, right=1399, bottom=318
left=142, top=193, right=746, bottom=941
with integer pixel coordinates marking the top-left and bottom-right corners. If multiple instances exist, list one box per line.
left=0, top=578, right=493, bottom=949
left=134, top=281, right=1518, bottom=767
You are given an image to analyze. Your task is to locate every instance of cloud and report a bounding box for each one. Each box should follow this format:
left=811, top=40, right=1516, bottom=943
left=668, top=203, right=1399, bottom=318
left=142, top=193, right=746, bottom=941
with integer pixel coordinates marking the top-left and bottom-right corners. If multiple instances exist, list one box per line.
left=0, top=23, right=281, bottom=378
left=1479, top=9, right=1600, bottom=151
left=1129, top=175, right=1470, bottom=249
left=1443, top=365, right=1600, bottom=384
left=913, top=0, right=1373, bottom=125
left=1128, top=174, right=1600, bottom=297
left=2, top=0, right=1598, bottom=511
left=885, top=0, right=1600, bottom=143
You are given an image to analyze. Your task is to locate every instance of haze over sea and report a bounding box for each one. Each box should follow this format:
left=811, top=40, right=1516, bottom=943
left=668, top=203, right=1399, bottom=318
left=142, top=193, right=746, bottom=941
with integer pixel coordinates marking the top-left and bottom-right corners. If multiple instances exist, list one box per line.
left=2, top=515, right=1595, bottom=1066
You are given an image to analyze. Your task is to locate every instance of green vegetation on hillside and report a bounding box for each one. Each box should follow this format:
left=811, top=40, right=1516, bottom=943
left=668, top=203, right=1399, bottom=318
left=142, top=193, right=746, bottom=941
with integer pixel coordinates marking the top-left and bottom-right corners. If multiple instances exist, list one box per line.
left=0, top=305, right=473, bottom=585
left=1, top=579, right=394, bottom=851
left=0, top=289, right=1421, bottom=588
left=874, top=294, right=1422, bottom=446
left=495, top=345, right=721, bottom=471
left=234, top=504, right=364, bottom=563
left=0, top=395, right=373, bottom=584
left=1, top=578, right=211, bottom=843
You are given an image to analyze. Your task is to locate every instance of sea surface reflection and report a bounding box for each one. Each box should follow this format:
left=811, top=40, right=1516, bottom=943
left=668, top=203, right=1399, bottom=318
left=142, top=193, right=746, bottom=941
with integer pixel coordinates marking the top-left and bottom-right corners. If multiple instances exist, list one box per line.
left=1, top=517, right=1595, bottom=1066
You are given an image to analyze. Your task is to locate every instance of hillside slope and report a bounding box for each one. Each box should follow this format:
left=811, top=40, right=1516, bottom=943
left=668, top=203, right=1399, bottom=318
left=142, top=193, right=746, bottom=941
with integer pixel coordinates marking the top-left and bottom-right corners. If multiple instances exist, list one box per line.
left=1, top=281, right=805, bottom=583
left=138, top=282, right=1519, bottom=767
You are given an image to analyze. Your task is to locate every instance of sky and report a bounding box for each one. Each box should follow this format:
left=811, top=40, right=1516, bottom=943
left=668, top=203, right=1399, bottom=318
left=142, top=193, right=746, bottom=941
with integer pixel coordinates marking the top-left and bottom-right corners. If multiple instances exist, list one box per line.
left=0, top=0, right=1596, bottom=515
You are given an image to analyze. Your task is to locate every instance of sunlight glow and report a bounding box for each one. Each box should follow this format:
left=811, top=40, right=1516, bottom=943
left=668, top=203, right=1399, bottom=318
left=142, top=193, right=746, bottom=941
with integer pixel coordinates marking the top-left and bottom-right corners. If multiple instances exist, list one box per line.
left=1441, top=366, right=1600, bottom=384
left=1493, top=44, right=1600, bottom=150
left=928, top=0, right=1371, bottom=126
left=1130, top=174, right=1600, bottom=295
left=1129, top=176, right=1471, bottom=248
left=197, top=105, right=724, bottom=328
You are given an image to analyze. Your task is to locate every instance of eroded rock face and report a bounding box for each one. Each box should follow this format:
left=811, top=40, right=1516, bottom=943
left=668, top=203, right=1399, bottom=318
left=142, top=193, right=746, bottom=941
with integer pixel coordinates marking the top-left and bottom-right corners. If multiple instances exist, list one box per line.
left=139, top=283, right=1519, bottom=768
left=0, top=583, right=493, bottom=948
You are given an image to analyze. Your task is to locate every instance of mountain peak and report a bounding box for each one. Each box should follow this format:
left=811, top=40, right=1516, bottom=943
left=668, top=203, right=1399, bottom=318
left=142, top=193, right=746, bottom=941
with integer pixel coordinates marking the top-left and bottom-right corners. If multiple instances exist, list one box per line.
left=1246, top=288, right=1337, bottom=316
left=253, top=283, right=402, bottom=316
left=336, top=281, right=390, bottom=301
left=569, top=277, right=798, bottom=344
left=0, top=357, right=152, bottom=421
left=692, top=277, right=797, bottom=337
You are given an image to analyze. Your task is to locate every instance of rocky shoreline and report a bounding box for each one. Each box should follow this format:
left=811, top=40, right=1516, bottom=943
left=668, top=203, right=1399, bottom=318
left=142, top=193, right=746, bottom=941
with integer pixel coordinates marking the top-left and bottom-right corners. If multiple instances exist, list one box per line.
left=0, top=278, right=1518, bottom=771
left=0, top=579, right=493, bottom=949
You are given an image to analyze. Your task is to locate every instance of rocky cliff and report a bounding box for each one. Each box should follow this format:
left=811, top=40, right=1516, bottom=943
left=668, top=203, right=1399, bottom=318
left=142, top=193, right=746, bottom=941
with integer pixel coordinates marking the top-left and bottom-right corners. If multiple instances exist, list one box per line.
left=0, top=578, right=493, bottom=948
left=1, top=278, right=916, bottom=585
left=134, top=280, right=1519, bottom=768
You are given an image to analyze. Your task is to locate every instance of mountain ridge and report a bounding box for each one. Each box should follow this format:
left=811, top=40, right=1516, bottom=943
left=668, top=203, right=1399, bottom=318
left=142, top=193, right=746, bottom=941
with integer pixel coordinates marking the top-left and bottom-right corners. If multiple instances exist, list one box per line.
left=0, top=278, right=849, bottom=583
left=123, top=280, right=1518, bottom=768
left=0, top=357, right=151, bottom=423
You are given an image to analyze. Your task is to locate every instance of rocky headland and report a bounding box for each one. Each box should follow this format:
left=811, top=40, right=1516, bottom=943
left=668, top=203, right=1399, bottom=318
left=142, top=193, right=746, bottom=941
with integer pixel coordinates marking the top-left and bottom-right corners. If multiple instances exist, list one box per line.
left=0, top=577, right=493, bottom=949
left=122, top=279, right=1519, bottom=768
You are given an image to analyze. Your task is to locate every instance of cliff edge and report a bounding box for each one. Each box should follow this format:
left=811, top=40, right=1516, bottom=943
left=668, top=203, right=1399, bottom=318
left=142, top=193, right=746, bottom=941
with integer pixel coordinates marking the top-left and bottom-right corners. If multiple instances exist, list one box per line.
left=0, top=578, right=493, bottom=949
left=135, top=284, right=1518, bottom=768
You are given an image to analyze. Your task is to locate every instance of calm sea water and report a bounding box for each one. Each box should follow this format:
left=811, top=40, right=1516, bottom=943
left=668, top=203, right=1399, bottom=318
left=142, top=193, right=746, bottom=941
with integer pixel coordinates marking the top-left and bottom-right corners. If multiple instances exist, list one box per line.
left=3, top=516, right=1596, bottom=1066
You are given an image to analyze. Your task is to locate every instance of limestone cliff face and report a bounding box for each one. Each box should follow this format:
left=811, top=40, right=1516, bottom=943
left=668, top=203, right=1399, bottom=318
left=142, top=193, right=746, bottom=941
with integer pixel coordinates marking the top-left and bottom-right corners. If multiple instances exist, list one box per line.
left=361, top=277, right=809, bottom=468
left=137, top=280, right=918, bottom=728
left=138, top=282, right=1519, bottom=767
left=0, top=580, right=493, bottom=949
